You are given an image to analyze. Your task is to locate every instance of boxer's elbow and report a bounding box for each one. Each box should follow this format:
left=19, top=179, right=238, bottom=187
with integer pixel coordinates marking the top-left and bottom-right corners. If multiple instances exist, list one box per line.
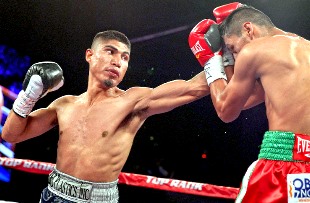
left=217, top=112, right=238, bottom=123
left=1, top=129, right=22, bottom=144
left=213, top=102, right=239, bottom=123
left=1, top=134, right=16, bottom=144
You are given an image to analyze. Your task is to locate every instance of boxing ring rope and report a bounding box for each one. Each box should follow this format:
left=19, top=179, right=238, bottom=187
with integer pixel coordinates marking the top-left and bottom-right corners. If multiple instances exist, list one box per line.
left=0, top=157, right=239, bottom=199
left=0, top=85, right=17, bottom=117
left=0, top=85, right=239, bottom=200
left=0, top=86, right=17, bottom=101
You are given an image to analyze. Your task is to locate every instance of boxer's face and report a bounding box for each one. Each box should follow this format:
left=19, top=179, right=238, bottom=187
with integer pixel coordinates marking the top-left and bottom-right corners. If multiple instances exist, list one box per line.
left=223, top=22, right=254, bottom=59
left=223, top=33, right=250, bottom=59
left=87, top=39, right=130, bottom=88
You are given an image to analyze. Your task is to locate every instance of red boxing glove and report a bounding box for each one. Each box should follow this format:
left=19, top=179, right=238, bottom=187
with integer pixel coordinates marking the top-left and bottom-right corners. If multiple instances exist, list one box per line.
left=213, top=2, right=243, bottom=24
left=189, top=19, right=227, bottom=85
left=188, top=19, right=222, bottom=67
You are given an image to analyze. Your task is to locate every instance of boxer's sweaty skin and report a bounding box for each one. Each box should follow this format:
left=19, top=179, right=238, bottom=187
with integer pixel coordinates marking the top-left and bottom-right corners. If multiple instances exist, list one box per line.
left=2, top=39, right=213, bottom=182
left=213, top=26, right=310, bottom=135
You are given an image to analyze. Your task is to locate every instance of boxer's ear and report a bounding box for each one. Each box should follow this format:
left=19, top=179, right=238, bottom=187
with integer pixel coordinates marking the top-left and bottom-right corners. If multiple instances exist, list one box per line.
left=243, top=22, right=254, bottom=40
left=85, top=48, right=93, bottom=62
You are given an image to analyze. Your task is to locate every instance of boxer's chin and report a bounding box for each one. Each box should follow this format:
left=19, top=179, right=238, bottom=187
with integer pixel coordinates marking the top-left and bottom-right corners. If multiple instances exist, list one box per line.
left=103, top=79, right=113, bottom=88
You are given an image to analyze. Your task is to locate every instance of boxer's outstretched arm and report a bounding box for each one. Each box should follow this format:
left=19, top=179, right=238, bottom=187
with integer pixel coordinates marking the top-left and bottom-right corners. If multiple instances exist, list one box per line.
left=137, top=65, right=263, bottom=118
left=141, top=71, right=210, bottom=117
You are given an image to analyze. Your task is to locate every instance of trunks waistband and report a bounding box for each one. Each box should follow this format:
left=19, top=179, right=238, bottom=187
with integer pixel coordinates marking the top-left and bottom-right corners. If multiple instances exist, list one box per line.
left=47, top=168, right=118, bottom=202
left=258, top=131, right=310, bottom=162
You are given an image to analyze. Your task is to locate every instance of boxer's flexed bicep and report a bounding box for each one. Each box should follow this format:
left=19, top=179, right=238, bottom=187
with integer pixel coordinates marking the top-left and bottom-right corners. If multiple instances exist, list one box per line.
left=211, top=48, right=258, bottom=122
left=243, top=80, right=265, bottom=109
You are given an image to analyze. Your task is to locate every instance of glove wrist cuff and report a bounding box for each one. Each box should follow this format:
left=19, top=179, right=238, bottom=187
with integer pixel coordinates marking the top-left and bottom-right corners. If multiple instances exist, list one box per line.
left=204, top=55, right=227, bottom=86
left=12, top=90, right=38, bottom=118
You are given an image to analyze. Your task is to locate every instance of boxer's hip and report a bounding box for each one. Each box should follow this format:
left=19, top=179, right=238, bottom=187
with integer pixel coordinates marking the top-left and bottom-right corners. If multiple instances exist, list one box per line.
left=46, top=168, right=119, bottom=203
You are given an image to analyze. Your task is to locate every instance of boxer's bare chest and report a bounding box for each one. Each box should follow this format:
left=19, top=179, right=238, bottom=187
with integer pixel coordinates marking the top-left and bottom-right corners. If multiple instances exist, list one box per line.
left=57, top=96, right=141, bottom=143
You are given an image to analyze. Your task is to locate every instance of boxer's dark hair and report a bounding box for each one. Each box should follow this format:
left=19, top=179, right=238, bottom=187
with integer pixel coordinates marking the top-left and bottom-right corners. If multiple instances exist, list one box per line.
left=91, top=30, right=131, bottom=50
left=219, top=5, right=275, bottom=37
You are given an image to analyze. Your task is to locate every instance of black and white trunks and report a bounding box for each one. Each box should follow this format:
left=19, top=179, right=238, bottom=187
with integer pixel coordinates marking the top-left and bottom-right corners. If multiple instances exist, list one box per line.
left=40, top=168, right=119, bottom=203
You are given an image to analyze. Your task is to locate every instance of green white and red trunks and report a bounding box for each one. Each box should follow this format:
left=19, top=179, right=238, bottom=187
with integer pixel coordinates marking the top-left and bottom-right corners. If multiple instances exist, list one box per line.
left=236, top=131, right=310, bottom=203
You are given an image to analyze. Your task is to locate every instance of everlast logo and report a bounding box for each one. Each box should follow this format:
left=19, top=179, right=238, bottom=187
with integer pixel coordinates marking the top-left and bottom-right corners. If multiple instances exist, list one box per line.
left=297, top=136, right=310, bottom=158
left=48, top=172, right=91, bottom=200
left=190, top=41, right=205, bottom=56
left=293, top=134, right=310, bottom=161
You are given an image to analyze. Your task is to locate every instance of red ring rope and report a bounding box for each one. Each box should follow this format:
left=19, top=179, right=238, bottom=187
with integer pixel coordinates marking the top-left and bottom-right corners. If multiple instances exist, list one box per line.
left=0, top=85, right=17, bottom=101
left=0, top=157, right=239, bottom=199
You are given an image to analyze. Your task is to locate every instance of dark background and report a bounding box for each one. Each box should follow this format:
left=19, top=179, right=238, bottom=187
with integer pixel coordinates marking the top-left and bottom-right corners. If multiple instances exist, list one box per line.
left=0, top=0, right=309, bottom=202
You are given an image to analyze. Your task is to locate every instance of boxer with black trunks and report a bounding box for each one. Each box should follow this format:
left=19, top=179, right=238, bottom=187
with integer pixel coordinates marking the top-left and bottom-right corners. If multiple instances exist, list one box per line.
left=189, top=3, right=310, bottom=203
left=3, top=30, right=261, bottom=202
left=2, top=30, right=211, bottom=202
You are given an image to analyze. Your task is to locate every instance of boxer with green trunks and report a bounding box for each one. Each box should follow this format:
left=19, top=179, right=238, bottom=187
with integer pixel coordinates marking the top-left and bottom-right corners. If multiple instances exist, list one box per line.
left=189, top=2, right=310, bottom=202
left=237, top=131, right=310, bottom=202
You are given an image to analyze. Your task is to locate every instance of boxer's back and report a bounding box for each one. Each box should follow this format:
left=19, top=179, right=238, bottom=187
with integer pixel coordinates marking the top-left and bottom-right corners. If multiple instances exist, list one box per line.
left=253, top=35, right=310, bottom=134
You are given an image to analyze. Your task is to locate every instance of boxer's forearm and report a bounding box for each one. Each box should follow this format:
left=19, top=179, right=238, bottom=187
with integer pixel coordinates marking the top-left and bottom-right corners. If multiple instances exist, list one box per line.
left=1, top=110, right=29, bottom=143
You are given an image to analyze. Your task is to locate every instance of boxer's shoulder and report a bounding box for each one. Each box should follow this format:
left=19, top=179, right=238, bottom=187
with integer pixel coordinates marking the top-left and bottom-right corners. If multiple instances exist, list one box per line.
left=49, top=94, right=79, bottom=107
left=124, top=86, right=153, bottom=98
